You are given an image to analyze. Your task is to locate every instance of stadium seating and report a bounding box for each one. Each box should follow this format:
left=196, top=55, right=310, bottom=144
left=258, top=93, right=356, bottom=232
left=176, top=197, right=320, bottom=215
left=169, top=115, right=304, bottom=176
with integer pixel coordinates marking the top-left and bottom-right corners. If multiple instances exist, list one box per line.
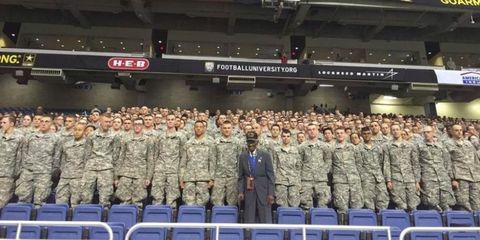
left=412, top=210, right=443, bottom=240
left=134, top=205, right=173, bottom=240
left=72, top=204, right=103, bottom=222
left=36, top=203, right=69, bottom=221
left=172, top=205, right=205, bottom=240
left=445, top=210, right=479, bottom=240
left=143, top=205, right=172, bottom=223
left=131, top=228, right=167, bottom=240
left=47, top=226, right=83, bottom=239
left=108, top=204, right=138, bottom=230
left=376, top=209, right=411, bottom=240
left=310, top=208, right=338, bottom=240
left=0, top=203, right=33, bottom=220
left=250, top=228, right=284, bottom=240
left=277, top=207, right=320, bottom=240
left=210, top=206, right=243, bottom=240
left=5, top=225, right=41, bottom=239
left=348, top=209, right=377, bottom=240
left=90, top=222, right=125, bottom=240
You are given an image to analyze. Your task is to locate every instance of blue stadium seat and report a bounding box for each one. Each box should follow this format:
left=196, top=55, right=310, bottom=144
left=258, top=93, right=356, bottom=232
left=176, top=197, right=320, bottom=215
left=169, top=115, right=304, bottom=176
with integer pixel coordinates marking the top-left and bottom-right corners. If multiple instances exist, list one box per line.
left=72, top=204, right=103, bottom=221
left=138, top=205, right=172, bottom=240
left=347, top=209, right=377, bottom=240
left=90, top=222, right=125, bottom=240
left=448, top=232, right=480, bottom=240
left=277, top=207, right=320, bottom=240
left=143, top=205, right=172, bottom=223
left=211, top=206, right=238, bottom=223
left=328, top=230, right=361, bottom=240
left=376, top=209, right=411, bottom=240
left=251, top=229, right=284, bottom=240
left=131, top=228, right=167, bottom=240
left=36, top=204, right=69, bottom=221
left=48, top=226, right=83, bottom=239
left=310, top=208, right=338, bottom=225
left=5, top=226, right=41, bottom=239
left=445, top=211, right=474, bottom=227
left=108, top=204, right=138, bottom=229
left=0, top=203, right=34, bottom=220
left=445, top=211, right=479, bottom=240
left=172, top=205, right=205, bottom=240
left=348, top=209, right=377, bottom=226
left=412, top=210, right=443, bottom=240
left=310, top=208, right=338, bottom=240
left=211, top=206, right=242, bottom=240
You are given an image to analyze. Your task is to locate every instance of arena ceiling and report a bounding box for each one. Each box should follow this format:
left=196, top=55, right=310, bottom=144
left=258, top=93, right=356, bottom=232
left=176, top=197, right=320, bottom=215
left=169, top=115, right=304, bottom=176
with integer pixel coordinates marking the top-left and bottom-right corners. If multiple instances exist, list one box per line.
left=1, top=0, right=480, bottom=43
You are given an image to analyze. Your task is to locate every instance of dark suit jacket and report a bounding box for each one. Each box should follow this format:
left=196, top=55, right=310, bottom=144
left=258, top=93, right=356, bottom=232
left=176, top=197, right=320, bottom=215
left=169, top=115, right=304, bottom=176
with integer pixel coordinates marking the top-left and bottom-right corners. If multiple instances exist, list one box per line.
left=237, top=149, right=275, bottom=204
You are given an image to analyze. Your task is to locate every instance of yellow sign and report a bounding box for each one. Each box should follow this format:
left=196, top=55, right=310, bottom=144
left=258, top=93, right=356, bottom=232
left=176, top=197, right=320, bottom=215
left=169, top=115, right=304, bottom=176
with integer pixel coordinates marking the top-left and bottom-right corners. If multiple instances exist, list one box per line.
left=440, top=0, right=480, bottom=7
left=0, top=53, right=36, bottom=67
left=414, top=0, right=480, bottom=8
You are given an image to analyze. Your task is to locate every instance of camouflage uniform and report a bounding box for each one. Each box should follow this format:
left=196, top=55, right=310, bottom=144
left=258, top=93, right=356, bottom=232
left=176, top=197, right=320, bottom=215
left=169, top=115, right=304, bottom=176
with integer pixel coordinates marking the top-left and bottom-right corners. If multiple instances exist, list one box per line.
left=383, top=140, right=421, bottom=210
left=115, top=133, right=154, bottom=207
left=418, top=140, right=455, bottom=210
left=152, top=130, right=184, bottom=206
left=211, top=136, right=242, bottom=206
left=359, top=143, right=389, bottom=210
left=0, top=129, right=24, bottom=207
left=57, top=128, right=74, bottom=144
left=445, top=138, right=480, bottom=211
left=16, top=131, right=60, bottom=206
left=332, top=142, right=364, bottom=213
left=272, top=145, right=302, bottom=207
left=81, top=129, right=120, bottom=206
left=180, top=136, right=216, bottom=205
left=298, top=139, right=332, bottom=209
left=371, top=134, right=384, bottom=146
left=56, top=138, right=87, bottom=207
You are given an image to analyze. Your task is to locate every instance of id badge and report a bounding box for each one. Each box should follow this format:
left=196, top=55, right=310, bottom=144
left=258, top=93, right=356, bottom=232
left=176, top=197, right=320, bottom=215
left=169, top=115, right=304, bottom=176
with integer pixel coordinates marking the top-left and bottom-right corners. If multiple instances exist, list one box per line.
left=246, top=176, right=255, bottom=191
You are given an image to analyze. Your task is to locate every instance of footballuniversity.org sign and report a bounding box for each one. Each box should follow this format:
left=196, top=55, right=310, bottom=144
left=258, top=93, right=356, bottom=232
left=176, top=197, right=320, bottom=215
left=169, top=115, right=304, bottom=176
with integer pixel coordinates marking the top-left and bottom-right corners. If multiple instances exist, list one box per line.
left=434, top=70, right=480, bottom=86
left=205, top=62, right=298, bottom=74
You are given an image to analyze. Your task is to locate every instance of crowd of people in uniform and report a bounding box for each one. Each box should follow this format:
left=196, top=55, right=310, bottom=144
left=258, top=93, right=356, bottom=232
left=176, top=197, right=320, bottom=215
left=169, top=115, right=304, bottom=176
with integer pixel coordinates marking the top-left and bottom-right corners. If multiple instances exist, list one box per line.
left=0, top=105, right=479, bottom=215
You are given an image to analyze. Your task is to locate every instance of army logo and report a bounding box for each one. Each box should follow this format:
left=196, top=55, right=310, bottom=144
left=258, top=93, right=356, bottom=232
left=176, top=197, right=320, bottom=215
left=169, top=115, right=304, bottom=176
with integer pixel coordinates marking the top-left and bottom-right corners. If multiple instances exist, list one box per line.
left=23, top=54, right=36, bottom=67
left=205, top=61, right=215, bottom=73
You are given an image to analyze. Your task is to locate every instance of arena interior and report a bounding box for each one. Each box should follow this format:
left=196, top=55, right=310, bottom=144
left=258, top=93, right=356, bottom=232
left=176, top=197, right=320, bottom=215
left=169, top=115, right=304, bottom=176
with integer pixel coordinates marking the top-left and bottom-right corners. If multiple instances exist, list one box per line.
left=0, top=0, right=480, bottom=239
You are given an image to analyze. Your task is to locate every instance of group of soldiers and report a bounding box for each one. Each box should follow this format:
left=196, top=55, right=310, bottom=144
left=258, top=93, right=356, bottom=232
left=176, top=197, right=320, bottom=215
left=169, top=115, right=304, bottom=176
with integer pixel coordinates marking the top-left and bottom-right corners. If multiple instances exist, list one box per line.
left=0, top=106, right=479, bottom=214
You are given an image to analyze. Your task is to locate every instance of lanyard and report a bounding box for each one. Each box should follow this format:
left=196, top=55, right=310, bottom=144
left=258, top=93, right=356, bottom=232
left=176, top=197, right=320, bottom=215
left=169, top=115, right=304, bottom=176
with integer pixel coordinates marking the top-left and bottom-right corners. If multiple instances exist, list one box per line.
left=247, top=154, right=256, bottom=177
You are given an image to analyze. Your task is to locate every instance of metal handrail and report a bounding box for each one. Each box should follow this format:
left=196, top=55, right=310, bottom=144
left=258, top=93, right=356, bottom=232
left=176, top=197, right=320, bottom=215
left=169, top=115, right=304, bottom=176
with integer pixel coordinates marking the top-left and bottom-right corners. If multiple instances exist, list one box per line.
left=125, top=222, right=392, bottom=240
left=0, top=220, right=113, bottom=240
left=399, top=226, right=480, bottom=240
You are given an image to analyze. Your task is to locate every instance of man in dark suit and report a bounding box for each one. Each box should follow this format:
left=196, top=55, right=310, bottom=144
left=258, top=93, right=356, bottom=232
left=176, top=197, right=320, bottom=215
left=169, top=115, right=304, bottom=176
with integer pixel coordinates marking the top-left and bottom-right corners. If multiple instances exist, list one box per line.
left=238, top=132, right=275, bottom=223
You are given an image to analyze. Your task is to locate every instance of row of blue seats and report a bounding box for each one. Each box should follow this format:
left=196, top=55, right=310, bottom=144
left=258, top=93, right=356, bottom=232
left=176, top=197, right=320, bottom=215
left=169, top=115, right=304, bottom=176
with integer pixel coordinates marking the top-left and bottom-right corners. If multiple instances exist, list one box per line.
left=1, top=204, right=479, bottom=240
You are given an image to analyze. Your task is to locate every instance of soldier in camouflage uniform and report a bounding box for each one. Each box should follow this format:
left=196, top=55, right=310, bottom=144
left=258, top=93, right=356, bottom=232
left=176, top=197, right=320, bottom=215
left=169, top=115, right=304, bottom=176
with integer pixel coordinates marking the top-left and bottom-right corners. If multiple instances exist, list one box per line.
left=16, top=115, right=61, bottom=207
left=179, top=121, right=216, bottom=205
left=418, top=126, right=455, bottom=211
left=323, top=128, right=336, bottom=150
left=56, top=123, right=87, bottom=207
left=332, top=128, right=363, bottom=213
left=212, top=120, right=243, bottom=206
left=371, top=121, right=384, bottom=145
left=383, top=124, right=421, bottom=211
left=115, top=118, right=154, bottom=207
left=265, top=124, right=282, bottom=149
left=445, top=124, right=480, bottom=211
left=0, top=116, right=24, bottom=207
left=57, top=115, right=76, bottom=144
left=359, top=127, right=389, bottom=211
left=298, top=123, right=332, bottom=209
left=81, top=114, right=120, bottom=207
left=152, top=114, right=184, bottom=206
left=143, top=114, right=158, bottom=139
left=272, top=129, right=302, bottom=207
